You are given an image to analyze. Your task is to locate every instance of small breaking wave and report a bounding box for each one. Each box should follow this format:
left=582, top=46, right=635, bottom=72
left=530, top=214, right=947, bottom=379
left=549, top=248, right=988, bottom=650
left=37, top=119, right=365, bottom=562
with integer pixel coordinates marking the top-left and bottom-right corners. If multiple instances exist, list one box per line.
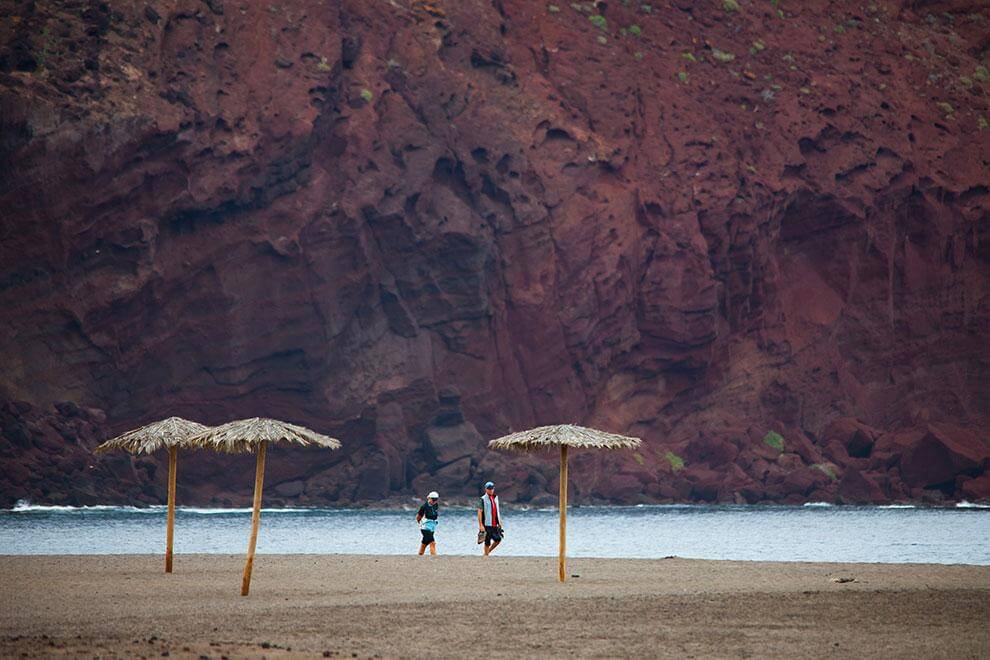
left=8, top=501, right=314, bottom=514
left=10, top=501, right=164, bottom=513
left=802, top=502, right=833, bottom=507
left=955, top=501, right=990, bottom=509
left=179, top=507, right=313, bottom=514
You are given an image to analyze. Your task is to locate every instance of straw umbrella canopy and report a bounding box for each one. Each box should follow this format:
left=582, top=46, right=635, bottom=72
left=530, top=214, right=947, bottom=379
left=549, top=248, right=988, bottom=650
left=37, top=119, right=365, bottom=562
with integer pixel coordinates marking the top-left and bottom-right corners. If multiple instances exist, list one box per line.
left=185, top=417, right=341, bottom=596
left=489, top=424, right=642, bottom=582
left=95, top=416, right=210, bottom=573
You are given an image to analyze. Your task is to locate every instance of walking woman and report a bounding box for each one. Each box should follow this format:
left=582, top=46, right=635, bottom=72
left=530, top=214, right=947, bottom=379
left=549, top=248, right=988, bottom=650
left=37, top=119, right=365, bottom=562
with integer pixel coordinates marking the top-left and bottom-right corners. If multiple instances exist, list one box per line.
left=416, top=491, right=440, bottom=555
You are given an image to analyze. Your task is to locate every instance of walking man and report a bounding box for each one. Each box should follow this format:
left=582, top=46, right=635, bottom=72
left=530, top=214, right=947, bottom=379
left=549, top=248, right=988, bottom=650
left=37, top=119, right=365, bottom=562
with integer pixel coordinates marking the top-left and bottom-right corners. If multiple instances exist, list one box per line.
left=477, top=481, right=503, bottom=556
left=416, top=491, right=440, bottom=555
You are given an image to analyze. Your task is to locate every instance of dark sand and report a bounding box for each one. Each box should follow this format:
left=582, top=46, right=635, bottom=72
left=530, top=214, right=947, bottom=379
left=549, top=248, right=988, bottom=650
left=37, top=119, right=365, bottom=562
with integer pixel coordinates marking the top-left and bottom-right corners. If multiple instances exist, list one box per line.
left=1, top=555, right=988, bottom=658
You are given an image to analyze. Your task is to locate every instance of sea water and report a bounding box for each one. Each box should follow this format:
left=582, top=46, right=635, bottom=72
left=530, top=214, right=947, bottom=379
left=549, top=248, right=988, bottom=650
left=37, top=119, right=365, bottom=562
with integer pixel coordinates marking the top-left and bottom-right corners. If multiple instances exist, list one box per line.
left=1, top=502, right=988, bottom=564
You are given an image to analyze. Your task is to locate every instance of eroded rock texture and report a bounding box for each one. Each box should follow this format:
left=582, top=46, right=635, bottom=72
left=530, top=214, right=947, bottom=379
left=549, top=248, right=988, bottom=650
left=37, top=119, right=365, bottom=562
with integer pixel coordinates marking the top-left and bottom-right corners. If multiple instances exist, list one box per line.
left=1, top=0, right=988, bottom=506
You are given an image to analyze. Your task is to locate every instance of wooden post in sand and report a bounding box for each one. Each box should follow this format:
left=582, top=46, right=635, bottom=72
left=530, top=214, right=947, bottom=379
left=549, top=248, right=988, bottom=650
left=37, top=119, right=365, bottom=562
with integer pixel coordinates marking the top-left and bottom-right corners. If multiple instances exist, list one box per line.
left=94, top=417, right=209, bottom=575
left=184, top=418, right=339, bottom=595
left=165, top=446, right=178, bottom=573
left=489, top=425, right=640, bottom=581
left=559, top=444, right=568, bottom=582
left=242, top=440, right=268, bottom=596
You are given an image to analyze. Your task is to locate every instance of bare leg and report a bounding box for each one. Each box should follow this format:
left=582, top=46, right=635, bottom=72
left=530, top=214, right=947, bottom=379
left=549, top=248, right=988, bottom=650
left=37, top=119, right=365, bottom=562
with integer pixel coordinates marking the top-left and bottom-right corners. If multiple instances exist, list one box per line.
left=429, top=541, right=437, bottom=556
left=488, top=540, right=501, bottom=554
left=418, top=543, right=427, bottom=555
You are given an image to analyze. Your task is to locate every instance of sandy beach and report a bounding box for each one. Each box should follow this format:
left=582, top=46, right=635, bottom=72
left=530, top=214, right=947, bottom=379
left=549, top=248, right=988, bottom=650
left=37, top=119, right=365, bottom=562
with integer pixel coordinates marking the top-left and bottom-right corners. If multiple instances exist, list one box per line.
left=1, top=554, right=987, bottom=658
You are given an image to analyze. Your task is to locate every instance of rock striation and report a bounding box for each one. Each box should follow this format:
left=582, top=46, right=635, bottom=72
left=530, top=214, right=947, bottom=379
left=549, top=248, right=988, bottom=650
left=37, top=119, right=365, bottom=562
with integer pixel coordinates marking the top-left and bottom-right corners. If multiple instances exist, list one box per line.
left=1, top=0, right=988, bottom=506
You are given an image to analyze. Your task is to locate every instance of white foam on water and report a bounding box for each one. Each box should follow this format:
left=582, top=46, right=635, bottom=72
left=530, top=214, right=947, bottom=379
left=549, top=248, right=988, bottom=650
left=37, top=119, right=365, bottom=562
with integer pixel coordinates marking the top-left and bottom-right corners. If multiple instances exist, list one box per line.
left=10, top=501, right=164, bottom=513
left=178, top=507, right=313, bottom=514
left=7, top=501, right=315, bottom=515
left=802, top=502, right=833, bottom=507
left=956, top=501, right=990, bottom=509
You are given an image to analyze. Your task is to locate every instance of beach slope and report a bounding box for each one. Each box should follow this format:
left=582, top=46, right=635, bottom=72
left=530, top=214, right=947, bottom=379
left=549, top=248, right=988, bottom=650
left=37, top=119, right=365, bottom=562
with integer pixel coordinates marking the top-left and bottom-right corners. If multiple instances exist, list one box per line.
left=1, top=555, right=988, bottom=657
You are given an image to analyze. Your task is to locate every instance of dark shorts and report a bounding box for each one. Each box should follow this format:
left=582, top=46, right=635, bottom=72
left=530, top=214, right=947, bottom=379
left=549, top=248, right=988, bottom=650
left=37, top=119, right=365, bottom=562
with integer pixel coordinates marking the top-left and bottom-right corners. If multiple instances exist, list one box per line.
left=484, top=525, right=502, bottom=546
left=421, top=529, right=435, bottom=545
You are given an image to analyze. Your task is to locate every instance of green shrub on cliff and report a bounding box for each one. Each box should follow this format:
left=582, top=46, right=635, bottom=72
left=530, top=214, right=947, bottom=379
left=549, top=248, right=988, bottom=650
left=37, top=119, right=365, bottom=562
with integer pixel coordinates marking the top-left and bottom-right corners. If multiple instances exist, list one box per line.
left=665, top=451, right=685, bottom=472
left=763, top=431, right=784, bottom=452
left=589, top=14, right=607, bottom=30
left=33, top=27, right=57, bottom=74
left=723, top=0, right=740, bottom=12
left=711, top=49, right=735, bottom=63
left=812, top=463, right=838, bottom=480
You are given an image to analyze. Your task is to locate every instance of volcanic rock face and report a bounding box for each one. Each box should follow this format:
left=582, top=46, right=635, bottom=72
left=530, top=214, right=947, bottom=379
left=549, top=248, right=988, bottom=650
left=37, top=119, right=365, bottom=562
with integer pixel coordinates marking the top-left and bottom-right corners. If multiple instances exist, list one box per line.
left=1, top=0, right=988, bottom=506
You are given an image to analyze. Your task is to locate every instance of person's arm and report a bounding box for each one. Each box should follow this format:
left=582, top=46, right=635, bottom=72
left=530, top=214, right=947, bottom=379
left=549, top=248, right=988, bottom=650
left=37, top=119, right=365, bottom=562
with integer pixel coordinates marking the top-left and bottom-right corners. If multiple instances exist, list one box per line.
left=417, top=505, right=424, bottom=524
left=477, top=504, right=485, bottom=530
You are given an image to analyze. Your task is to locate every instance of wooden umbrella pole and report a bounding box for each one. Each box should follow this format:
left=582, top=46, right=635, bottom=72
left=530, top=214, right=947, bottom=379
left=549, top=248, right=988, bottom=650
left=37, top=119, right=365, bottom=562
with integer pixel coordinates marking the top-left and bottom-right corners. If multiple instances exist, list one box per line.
left=241, top=440, right=268, bottom=596
left=559, top=444, right=568, bottom=582
left=165, top=445, right=177, bottom=573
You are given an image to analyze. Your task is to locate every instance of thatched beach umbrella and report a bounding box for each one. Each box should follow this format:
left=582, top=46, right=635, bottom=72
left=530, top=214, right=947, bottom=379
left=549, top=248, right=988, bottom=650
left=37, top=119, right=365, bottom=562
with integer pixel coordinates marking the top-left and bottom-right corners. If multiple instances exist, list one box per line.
left=489, top=424, right=641, bottom=582
left=95, top=416, right=210, bottom=573
left=186, top=417, right=341, bottom=596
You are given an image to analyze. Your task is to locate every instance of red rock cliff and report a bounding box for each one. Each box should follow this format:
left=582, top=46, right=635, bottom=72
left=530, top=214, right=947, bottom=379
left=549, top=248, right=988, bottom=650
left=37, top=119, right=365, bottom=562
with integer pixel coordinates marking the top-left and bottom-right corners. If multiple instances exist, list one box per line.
left=1, top=0, right=988, bottom=506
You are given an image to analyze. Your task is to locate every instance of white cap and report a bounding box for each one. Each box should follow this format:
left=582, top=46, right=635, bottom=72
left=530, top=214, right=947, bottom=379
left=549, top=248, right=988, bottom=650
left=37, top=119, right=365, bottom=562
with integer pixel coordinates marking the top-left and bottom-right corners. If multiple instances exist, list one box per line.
left=427, top=491, right=439, bottom=499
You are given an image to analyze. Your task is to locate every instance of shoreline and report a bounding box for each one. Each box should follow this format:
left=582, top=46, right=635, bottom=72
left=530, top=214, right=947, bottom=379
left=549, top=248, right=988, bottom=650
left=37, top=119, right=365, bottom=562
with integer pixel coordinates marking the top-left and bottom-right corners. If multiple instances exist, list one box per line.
left=2, top=555, right=988, bottom=657
left=4, top=505, right=987, bottom=565
left=2, top=552, right=989, bottom=567
left=7, top=499, right=990, bottom=511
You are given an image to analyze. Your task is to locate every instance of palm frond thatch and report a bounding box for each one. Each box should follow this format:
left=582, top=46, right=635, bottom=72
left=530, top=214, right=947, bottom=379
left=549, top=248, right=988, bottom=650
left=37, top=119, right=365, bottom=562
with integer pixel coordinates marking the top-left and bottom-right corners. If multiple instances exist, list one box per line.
left=186, top=417, right=342, bottom=454
left=94, top=417, right=210, bottom=455
left=488, top=424, right=642, bottom=451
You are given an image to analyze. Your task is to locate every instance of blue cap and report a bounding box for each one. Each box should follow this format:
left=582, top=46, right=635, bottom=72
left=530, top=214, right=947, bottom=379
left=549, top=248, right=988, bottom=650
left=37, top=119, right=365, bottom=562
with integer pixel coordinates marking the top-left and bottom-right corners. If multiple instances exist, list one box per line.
left=484, top=481, right=495, bottom=489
